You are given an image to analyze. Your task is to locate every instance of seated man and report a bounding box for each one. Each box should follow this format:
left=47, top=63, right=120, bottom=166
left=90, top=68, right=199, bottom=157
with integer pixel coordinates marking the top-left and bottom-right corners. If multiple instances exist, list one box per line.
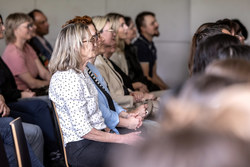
left=134, top=11, right=169, bottom=90
left=28, top=9, right=53, bottom=68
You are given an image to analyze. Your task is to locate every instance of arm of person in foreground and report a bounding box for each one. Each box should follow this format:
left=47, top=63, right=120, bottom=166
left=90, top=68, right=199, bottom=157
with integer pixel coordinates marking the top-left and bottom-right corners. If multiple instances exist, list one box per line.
left=19, top=72, right=50, bottom=89
left=83, top=128, right=143, bottom=145
left=35, top=59, right=51, bottom=81
left=151, top=63, right=168, bottom=90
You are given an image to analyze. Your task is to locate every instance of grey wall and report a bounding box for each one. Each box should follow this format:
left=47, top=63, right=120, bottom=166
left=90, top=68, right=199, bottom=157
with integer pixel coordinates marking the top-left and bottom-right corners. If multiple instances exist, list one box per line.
left=0, top=0, right=249, bottom=87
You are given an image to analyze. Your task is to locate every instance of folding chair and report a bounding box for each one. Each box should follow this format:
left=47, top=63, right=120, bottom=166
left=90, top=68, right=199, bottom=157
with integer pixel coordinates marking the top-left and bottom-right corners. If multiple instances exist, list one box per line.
left=0, top=135, right=9, bottom=167
left=9, top=117, right=31, bottom=167
left=51, top=101, right=70, bottom=167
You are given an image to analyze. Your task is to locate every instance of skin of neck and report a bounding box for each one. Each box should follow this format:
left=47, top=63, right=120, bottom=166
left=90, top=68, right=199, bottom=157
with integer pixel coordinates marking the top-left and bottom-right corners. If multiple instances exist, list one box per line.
left=14, top=37, right=26, bottom=50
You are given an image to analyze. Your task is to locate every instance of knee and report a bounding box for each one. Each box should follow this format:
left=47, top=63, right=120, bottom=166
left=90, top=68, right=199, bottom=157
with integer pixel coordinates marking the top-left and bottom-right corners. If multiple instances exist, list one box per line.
left=23, top=123, right=44, bottom=145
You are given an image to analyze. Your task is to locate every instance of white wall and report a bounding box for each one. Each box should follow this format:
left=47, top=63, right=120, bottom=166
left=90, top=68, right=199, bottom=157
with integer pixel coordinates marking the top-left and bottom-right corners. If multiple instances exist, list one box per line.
left=1, top=0, right=249, bottom=87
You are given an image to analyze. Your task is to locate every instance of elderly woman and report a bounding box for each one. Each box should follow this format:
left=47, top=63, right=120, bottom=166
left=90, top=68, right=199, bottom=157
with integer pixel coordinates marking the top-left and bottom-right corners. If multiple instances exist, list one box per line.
left=2, top=13, right=50, bottom=93
left=49, top=23, right=142, bottom=167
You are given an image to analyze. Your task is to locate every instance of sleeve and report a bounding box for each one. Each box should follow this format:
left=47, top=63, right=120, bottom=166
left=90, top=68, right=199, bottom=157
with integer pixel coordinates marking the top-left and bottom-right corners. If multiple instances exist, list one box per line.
left=0, top=69, right=21, bottom=103
left=50, top=73, right=93, bottom=137
left=98, top=93, right=120, bottom=129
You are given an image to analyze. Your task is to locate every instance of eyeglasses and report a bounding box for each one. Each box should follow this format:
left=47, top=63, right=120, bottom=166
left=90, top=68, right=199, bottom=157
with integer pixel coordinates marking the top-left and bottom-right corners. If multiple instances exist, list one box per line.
left=82, top=35, right=98, bottom=45
left=22, top=23, right=33, bottom=29
left=99, top=28, right=114, bottom=34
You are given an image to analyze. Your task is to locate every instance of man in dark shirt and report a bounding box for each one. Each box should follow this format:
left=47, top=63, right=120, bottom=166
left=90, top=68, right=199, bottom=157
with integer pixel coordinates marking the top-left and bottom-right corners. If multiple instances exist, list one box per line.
left=28, top=9, right=53, bottom=68
left=134, top=11, right=168, bottom=90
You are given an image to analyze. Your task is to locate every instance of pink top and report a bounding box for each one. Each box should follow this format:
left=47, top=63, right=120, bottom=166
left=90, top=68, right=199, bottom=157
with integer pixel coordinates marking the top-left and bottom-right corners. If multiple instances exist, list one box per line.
left=2, top=43, right=39, bottom=90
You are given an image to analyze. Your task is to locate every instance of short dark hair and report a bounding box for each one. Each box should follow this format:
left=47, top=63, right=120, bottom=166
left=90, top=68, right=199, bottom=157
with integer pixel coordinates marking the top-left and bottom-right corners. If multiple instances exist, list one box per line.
left=124, top=16, right=132, bottom=27
left=135, top=11, right=155, bottom=34
left=193, top=34, right=240, bottom=74
left=28, top=9, right=43, bottom=21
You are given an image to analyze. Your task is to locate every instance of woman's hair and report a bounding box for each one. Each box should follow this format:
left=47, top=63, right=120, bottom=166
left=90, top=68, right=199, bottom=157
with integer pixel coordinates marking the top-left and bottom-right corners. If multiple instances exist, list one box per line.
left=124, top=16, right=132, bottom=27
left=106, top=13, right=125, bottom=51
left=5, top=13, right=32, bottom=44
left=188, top=22, right=230, bottom=76
left=0, top=14, right=2, bottom=22
left=193, top=34, right=240, bottom=74
left=62, top=15, right=95, bottom=28
left=49, top=23, right=89, bottom=74
left=232, top=19, right=248, bottom=40
left=92, top=15, right=109, bottom=32
left=216, top=18, right=240, bottom=35
left=218, top=44, right=250, bottom=60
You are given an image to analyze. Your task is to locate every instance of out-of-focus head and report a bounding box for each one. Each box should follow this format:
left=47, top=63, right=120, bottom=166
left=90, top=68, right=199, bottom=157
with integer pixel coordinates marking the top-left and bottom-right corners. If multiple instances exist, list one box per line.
left=49, top=23, right=94, bottom=74
left=135, top=11, right=159, bottom=37
left=5, top=13, right=33, bottom=44
left=124, top=16, right=137, bottom=42
left=113, top=127, right=250, bottom=167
left=188, top=22, right=231, bottom=76
left=28, top=9, right=49, bottom=37
left=206, top=58, right=250, bottom=82
left=193, top=34, right=241, bottom=74
left=93, top=15, right=116, bottom=56
left=0, top=14, right=5, bottom=39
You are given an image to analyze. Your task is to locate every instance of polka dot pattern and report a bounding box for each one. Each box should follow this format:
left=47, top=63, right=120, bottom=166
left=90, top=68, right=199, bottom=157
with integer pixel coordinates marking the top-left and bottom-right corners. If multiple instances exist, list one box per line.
left=49, top=69, right=106, bottom=146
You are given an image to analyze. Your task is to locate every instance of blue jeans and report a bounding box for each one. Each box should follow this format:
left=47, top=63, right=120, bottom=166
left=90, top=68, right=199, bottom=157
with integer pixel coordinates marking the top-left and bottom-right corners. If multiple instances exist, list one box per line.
left=0, top=117, right=43, bottom=167
left=8, top=99, right=58, bottom=153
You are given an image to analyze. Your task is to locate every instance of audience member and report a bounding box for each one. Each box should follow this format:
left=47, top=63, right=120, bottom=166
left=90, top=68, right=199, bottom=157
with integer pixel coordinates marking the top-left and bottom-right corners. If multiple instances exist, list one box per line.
left=0, top=13, right=62, bottom=166
left=124, top=16, right=166, bottom=93
left=134, top=11, right=168, bottom=90
left=193, top=34, right=241, bottom=74
left=28, top=9, right=52, bottom=68
left=111, top=128, right=250, bottom=167
left=107, top=13, right=151, bottom=93
left=49, top=23, right=143, bottom=167
left=2, top=13, right=51, bottom=94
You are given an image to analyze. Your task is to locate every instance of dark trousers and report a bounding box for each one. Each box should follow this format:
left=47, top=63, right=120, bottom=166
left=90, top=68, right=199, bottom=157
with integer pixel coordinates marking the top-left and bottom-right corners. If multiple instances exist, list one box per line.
left=8, top=99, right=58, bottom=152
left=66, top=139, right=126, bottom=167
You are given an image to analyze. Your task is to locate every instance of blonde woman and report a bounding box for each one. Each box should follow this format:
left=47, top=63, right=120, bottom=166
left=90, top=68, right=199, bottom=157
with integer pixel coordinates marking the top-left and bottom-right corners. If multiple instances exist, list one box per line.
left=49, top=23, right=142, bottom=167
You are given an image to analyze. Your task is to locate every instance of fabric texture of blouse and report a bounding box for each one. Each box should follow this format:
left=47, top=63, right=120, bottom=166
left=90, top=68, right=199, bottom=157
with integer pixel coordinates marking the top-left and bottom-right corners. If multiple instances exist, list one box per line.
left=2, top=43, right=39, bottom=90
left=49, top=69, right=106, bottom=146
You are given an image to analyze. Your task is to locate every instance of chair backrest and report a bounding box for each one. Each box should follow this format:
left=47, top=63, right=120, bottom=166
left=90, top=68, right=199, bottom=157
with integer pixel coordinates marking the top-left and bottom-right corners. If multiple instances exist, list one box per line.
left=51, top=101, right=69, bottom=167
left=9, top=117, right=31, bottom=167
left=0, top=135, right=10, bottom=167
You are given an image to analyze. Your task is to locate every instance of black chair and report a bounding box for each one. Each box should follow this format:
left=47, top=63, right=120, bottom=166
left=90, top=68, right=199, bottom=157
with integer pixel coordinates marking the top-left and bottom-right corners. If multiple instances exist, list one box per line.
left=9, top=117, right=31, bottom=167
left=0, top=135, right=10, bottom=167
left=51, top=101, right=70, bottom=167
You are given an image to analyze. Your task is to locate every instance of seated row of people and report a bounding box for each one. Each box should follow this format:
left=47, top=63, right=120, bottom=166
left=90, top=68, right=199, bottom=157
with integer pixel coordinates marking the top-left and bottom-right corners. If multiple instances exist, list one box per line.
left=0, top=11, right=166, bottom=167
